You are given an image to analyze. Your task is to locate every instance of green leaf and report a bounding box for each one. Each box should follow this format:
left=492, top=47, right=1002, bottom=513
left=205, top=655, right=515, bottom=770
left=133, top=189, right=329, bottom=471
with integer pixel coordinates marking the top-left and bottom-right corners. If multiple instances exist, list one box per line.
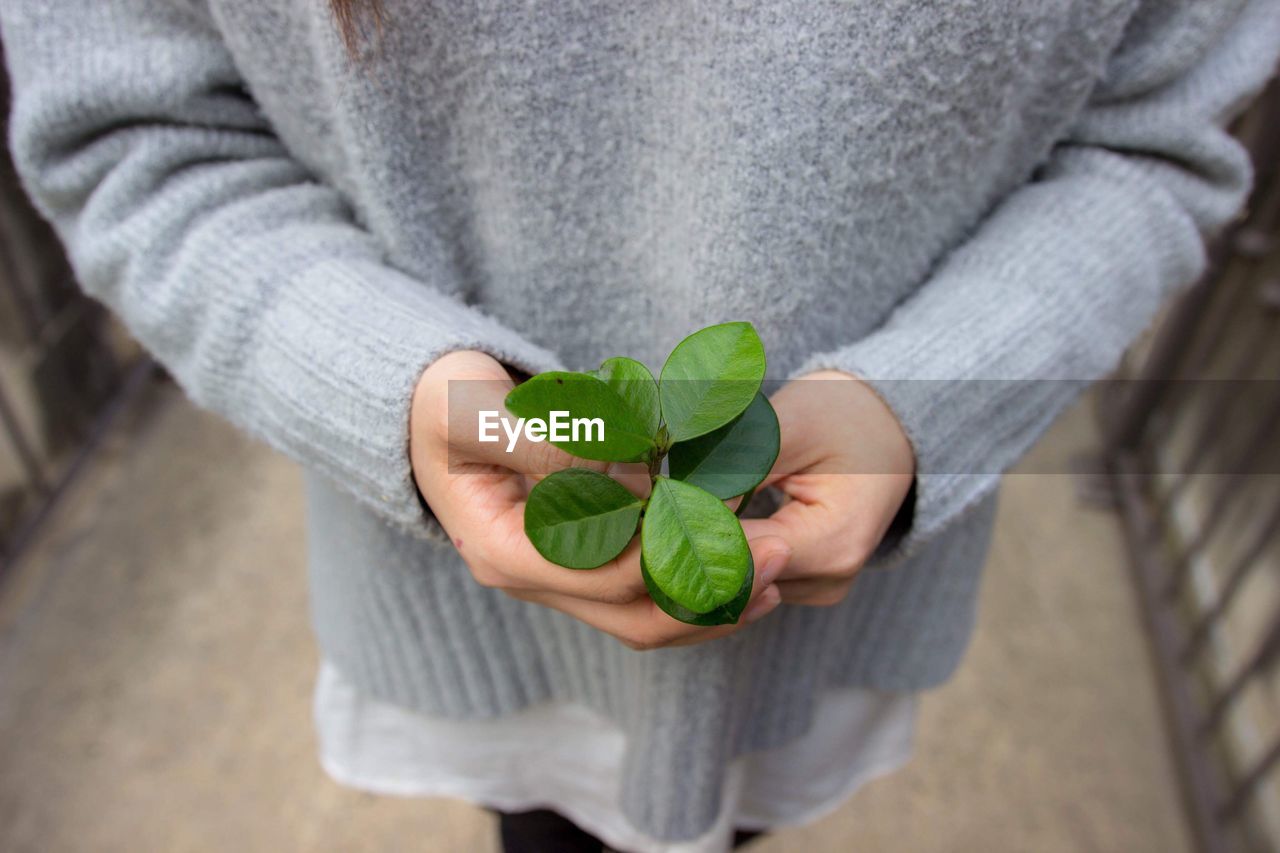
left=524, top=469, right=643, bottom=569
left=642, top=555, right=753, bottom=626
left=668, top=392, right=779, bottom=500
left=505, top=372, right=655, bottom=462
left=591, top=357, right=661, bottom=436
left=640, top=476, right=752, bottom=613
left=659, top=322, right=766, bottom=441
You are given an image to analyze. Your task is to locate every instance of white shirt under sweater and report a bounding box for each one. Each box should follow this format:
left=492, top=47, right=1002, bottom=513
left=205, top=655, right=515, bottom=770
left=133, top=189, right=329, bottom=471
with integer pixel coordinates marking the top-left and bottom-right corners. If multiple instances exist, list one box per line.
left=315, top=661, right=916, bottom=853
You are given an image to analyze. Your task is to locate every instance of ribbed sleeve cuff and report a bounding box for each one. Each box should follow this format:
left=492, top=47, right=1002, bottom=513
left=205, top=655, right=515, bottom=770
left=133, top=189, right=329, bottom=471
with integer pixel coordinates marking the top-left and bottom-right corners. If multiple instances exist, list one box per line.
left=797, top=344, right=1083, bottom=567
left=249, top=257, right=563, bottom=542
left=793, top=163, right=1202, bottom=564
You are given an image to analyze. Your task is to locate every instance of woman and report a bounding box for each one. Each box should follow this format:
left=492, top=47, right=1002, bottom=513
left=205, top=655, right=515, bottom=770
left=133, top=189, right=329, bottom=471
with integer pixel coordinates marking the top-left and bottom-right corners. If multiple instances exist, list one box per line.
left=1, top=1, right=1276, bottom=850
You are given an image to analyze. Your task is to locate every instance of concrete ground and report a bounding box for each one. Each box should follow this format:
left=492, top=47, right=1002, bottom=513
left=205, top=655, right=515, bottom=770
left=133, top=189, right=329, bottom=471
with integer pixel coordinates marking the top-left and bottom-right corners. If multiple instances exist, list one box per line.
left=0, top=378, right=1190, bottom=853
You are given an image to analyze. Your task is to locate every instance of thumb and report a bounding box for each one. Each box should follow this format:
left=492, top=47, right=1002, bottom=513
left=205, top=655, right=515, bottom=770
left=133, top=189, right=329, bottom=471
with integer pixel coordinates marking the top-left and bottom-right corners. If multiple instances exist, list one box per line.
left=740, top=496, right=849, bottom=579
left=739, top=534, right=790, bottom=623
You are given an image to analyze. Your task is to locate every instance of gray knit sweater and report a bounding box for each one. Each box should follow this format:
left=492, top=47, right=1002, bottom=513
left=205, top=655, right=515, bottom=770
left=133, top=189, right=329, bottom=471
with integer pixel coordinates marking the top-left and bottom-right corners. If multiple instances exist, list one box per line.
left=3, top=0, right=1277, bottom=841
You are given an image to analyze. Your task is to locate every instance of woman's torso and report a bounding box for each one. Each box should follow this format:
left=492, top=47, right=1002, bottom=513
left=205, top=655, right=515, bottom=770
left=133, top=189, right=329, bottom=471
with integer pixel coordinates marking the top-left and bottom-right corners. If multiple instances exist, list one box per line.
left=207, top=0, right=1135, bottom=372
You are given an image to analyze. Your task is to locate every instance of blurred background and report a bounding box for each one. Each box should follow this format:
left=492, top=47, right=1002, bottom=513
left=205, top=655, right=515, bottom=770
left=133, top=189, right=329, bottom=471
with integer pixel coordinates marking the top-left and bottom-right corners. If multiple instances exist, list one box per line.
left=0, top=61, right=1278, bottom=853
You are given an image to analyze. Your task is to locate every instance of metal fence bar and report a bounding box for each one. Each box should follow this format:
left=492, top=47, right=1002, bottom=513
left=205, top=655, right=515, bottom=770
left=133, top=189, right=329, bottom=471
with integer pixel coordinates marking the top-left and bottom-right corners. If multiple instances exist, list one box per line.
left=1112, top=457, right=1232, bottom=853
left=1162, top=394, right=1280, bottom=599
left=0, top=230, right=45, bottom=343
left=1222, top=740, right=1280, bottom=823
left=0, top=54, right=154, bottom=576
left=1101, top=76, right=1280, bottom=853
left=1147, top=321, right=1274, bottom=539
left=0, top=358, right=154, bottom=568
left=1199, top=609, right=1280, bottom=736
left=0, top=375, right=47, bottom=495
left=1182, top=498, right=1280, bottom=662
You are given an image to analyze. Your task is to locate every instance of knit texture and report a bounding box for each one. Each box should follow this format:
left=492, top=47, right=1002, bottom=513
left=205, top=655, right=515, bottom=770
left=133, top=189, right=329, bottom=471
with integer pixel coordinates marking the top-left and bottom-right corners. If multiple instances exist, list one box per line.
left=3, top=0, right=1277, bottom=840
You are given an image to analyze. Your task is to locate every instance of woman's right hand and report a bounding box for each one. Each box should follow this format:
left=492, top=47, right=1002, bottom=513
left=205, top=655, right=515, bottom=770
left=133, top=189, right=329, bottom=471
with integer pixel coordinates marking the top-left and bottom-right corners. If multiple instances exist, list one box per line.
left=409, top=350, right=790, bottom=650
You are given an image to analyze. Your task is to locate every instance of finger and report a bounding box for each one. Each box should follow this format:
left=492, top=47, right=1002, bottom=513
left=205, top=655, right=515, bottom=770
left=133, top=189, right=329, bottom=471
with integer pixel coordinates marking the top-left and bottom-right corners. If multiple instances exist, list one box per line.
left=503, top=588, right=735, bottom=649
left=758, top=380, right=836, bottom=487
left=644, top=533, right=791, bottom=643
left=740, top=479, right=870, bottom=581
left=516, top=464, right=653, bottom=515
left=503, top=535, right=790, bottom=649
left=666, top=581, right=783, bottom=646
left=760, top=374, right=913, bottom=488
left=455, top=395, right=657, bottom=493
left=467, top=502, right=651, bottom=604
left=444, top=375, right=610, bottom=476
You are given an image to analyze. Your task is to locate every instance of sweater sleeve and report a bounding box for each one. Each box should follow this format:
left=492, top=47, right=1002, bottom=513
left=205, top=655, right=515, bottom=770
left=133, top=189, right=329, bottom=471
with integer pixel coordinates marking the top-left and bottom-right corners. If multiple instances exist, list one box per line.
left=0, top=0, right=562, bottom=541
left=798, top=0, right=1280, bottom=563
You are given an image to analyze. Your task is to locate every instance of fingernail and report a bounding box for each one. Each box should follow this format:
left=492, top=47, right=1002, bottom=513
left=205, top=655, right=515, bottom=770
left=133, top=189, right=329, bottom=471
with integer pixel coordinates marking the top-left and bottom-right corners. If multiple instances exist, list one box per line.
left=744, top=586, right=781, bottom=623
left=759, top=549, right=789, bottom=586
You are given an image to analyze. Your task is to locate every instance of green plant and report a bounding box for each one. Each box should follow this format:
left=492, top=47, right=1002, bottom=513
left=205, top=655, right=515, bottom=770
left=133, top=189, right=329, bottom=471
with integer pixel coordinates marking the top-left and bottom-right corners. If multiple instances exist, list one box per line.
left=506, top=322, right=779, bottom=625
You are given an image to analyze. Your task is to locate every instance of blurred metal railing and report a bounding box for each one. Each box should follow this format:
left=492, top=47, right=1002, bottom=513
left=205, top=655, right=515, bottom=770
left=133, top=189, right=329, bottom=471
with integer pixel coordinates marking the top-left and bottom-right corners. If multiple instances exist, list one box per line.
left=1100, top=77, right=1280, bottom=853
left=0, top=55, right=153, bottom=577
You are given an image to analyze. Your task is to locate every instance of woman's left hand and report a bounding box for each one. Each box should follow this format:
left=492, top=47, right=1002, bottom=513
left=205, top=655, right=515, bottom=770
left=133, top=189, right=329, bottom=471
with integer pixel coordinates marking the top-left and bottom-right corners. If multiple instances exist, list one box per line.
left=741, top=371, right=916, bottom=607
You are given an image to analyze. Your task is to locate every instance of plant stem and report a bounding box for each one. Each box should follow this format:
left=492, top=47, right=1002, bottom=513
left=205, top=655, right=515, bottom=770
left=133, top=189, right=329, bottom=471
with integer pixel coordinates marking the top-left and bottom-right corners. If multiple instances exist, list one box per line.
left=647, top=455, right=662, bottom=480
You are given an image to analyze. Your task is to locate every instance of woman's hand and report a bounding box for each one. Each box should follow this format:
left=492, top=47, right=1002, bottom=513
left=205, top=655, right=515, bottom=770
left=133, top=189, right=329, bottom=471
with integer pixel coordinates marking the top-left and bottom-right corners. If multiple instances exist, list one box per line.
left=409, top=350, right=791, bottom=650
left=742, top=371, right=916, bottom=606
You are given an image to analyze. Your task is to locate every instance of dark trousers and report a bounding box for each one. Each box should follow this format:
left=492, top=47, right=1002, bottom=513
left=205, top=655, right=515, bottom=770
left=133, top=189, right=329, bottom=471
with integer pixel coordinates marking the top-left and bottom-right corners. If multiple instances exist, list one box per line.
left=498, top=808, right=764, bottom=852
